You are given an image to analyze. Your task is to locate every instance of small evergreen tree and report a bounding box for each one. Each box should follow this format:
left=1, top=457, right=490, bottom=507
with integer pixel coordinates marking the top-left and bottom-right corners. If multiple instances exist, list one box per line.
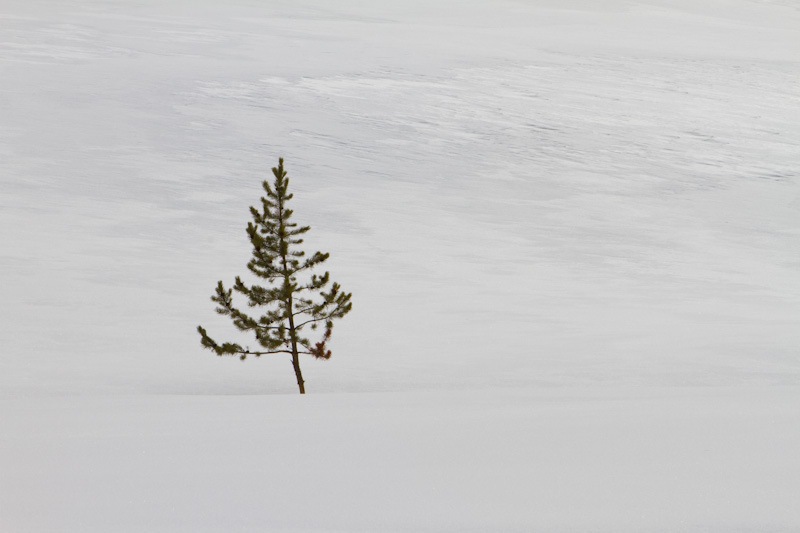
left=198, top=158, right=352, bottom=394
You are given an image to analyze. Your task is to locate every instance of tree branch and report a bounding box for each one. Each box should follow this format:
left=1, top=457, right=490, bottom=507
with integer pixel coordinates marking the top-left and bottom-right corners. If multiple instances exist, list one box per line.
left=294, top=306, right=344, bottom=329
left=238, top=349, right=294, bottom=356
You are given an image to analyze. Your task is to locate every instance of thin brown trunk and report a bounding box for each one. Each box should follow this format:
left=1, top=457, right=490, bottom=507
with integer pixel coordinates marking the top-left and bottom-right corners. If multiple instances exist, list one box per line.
left=287, top=306, right=305, bottom=394
left=277, top=175, right=305, bottom=394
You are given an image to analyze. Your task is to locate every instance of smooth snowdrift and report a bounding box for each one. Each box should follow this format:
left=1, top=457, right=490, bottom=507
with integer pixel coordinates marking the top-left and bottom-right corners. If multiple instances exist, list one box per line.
left=3, top=388, right=800, bottom=532
left=1, top=0, right=799, bottom=530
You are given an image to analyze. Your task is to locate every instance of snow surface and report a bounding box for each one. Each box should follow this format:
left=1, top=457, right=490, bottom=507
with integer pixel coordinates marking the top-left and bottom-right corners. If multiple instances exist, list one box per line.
left=3, top=388, right=800, bottom=532
left=1, top=0, right=799, bottom=530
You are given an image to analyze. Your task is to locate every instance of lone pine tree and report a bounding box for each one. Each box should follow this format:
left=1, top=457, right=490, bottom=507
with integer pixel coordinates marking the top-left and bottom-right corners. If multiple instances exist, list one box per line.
left=197, top=158, right=352, bottom=394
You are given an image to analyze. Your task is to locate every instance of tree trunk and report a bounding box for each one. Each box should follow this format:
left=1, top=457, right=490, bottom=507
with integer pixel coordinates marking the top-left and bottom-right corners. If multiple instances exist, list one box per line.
left=278, top=185, right=305, bottom=394
left=291, top=353, right=305, bottom=394
left=290, top=350, right=305, bottom=394
left=287, top=300, right=305, bottom=394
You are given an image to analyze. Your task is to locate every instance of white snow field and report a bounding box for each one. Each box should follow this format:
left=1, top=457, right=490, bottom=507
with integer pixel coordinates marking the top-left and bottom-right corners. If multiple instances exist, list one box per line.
left=1, top=0, right=799, bottom=530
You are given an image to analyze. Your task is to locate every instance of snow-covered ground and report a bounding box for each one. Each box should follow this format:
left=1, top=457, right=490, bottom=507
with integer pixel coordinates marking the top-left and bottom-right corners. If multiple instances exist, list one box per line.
left=3, top=388, right=800, bottom=532
left=1, top=0, right=799, bottom=530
